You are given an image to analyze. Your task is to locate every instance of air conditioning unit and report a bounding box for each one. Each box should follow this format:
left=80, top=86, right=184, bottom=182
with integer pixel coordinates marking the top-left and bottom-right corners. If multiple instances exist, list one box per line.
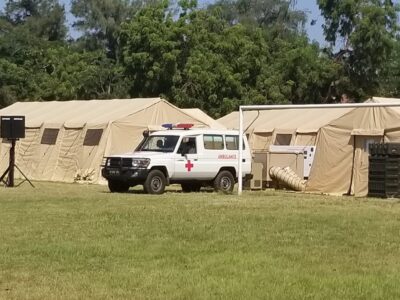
left=245, top=162, right=263, bottom=190
left=269, top=145, right=317, bottom=178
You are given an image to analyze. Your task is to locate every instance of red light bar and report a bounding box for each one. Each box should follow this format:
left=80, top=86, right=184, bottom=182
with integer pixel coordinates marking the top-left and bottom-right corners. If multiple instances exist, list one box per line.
left=175, top=123, right=194, bottom=130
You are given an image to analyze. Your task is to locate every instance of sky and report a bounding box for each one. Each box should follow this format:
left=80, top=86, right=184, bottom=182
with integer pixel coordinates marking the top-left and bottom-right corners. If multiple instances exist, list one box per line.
left=0, top=0, right=326, bottom=44
left=295, top=1, right=326, bottom=45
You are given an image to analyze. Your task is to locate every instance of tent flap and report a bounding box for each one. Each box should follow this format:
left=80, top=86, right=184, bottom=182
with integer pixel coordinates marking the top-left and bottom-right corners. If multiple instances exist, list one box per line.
left=351, top=129, right=384, bottom=136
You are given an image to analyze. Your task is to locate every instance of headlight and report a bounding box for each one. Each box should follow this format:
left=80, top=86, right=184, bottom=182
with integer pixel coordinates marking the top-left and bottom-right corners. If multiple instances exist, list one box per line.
left=101, top=157, right=109, bottom=166
left=132, top=158, right=150, bottom=169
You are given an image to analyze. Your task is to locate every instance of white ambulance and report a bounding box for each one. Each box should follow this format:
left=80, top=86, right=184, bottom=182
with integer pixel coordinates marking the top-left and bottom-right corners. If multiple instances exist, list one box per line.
left=101, top=124, right=252, bottom=194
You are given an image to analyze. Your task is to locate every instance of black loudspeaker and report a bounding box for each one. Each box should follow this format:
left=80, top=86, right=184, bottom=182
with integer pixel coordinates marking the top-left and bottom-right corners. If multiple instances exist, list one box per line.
left=1, top=116, right=25, bottom=139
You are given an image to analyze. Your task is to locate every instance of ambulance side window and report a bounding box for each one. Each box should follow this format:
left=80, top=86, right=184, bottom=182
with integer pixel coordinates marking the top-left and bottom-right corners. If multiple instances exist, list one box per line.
left=225, top=135, right=246, bottom=150
left=204, top=135, right=224, bottom=150
left=177, top=137, right=197, bottom=154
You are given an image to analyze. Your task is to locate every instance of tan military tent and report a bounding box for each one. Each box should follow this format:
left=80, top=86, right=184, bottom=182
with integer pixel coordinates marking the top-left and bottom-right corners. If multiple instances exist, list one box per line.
left=218, top=107, right=352, bottom=150
left=182, top=109, right=226, bottom=129
left=218, top=97, right=400, bottom=197
left=0, top=98, right=212, bottom=184
left=307, top=97, right=400, bottom=197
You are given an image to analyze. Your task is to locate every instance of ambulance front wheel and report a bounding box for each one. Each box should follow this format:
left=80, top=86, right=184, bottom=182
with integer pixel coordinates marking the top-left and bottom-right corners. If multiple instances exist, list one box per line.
left=214, top=170, right=235, bottom=194
left=144, top=170, right=166, bottom=194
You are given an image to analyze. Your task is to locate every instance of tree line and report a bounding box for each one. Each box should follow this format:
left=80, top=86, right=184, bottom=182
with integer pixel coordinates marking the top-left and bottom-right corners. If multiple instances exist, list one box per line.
left=0, top=0, right=399, bottom=117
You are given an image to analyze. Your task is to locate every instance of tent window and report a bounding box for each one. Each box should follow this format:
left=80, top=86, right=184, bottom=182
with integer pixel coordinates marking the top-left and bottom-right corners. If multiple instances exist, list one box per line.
left=41, top=129, right=59, bottom=145
left=274, top=134, right=292, bottom=145
left=83, top=129, right=103, bottom=146
left=252, top=132, right=273, bottom=150
left=295, top=133, right=317, bottom=146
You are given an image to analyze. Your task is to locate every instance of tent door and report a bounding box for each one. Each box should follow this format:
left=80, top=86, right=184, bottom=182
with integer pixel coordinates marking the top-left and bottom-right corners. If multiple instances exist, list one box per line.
left=351, top=135, right=383, bottom=197
left=53, top=129, right=82, bottom=182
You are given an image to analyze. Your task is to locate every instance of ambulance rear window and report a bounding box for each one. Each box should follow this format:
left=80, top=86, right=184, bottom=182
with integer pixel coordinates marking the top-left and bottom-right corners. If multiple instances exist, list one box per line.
left=204, top=135, right=224, bottom=150
left=226, top=135, right=246, bottom=150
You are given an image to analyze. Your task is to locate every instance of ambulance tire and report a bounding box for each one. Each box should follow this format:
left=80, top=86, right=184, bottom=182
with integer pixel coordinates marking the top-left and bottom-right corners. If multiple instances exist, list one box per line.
left=144, top=170, right=166, bottom=194
left=214, top=170, right=235, bottom=194
left=108, top=180, right=130, bottom=193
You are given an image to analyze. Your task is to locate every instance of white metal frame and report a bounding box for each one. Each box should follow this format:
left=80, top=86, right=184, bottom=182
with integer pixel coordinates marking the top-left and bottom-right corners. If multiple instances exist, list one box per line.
left=238, top=102, right=400, bottom=195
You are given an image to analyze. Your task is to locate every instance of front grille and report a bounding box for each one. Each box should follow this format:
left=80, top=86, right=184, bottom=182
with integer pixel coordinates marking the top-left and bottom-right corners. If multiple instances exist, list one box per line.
left=108, top=157, right=132, bottom=167
left=108, top=158, right=120, bottom=167
left=121, top=158, right=133, bottom=167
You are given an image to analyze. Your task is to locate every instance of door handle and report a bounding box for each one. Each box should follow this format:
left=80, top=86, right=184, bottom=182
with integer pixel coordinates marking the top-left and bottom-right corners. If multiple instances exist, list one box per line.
left=242, top=159, right=246, bottom=162
left=194, top=159, right=198, bottom=161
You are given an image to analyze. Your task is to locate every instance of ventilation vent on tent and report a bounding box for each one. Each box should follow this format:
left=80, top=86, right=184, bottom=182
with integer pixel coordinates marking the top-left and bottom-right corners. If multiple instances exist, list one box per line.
left=274, top=134, right=292, bottom=146
left=84, top=129, right=103, bottom=146
left=41, top=129, right=59, bottom=145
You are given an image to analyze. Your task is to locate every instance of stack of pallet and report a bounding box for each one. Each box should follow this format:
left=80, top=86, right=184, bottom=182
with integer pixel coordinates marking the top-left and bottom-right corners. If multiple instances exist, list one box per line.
left=368, top=143, right=400, bottom=198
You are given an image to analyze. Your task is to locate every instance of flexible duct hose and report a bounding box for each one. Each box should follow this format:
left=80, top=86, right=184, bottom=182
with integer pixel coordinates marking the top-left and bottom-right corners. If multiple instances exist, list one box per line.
left=283, top=167, right=305, bottom=183
left=269, top=166, right=307, bottom=192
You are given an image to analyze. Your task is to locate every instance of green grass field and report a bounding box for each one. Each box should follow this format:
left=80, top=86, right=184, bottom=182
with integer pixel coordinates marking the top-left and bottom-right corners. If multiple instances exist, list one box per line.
left=1, top=182, right=400, bottom=299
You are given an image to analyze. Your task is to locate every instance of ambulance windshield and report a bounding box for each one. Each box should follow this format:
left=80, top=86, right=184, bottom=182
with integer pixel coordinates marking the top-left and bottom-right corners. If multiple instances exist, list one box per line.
left=137, top=135, right=179, bottom=152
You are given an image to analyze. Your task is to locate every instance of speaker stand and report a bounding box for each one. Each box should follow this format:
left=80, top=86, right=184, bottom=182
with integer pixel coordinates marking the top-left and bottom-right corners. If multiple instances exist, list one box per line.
left=0, top=139, right=34, bottom=188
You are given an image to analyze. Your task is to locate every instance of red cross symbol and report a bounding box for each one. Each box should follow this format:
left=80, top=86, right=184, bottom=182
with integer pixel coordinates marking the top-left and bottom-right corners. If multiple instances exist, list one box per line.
left=185, top=160, right=194, bottom=172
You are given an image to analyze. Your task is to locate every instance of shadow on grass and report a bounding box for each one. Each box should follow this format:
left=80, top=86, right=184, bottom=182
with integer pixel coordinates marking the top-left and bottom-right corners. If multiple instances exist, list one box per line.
left=100, top=187, right=215, bottom=195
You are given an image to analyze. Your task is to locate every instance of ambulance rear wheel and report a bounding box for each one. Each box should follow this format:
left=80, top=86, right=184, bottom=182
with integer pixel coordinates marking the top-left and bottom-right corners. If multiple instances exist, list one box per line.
left=108, top=180, right=130, bottom=193
left=214, top=171, right=235, bottom=194
left=144, top=170, right=166, bottom=194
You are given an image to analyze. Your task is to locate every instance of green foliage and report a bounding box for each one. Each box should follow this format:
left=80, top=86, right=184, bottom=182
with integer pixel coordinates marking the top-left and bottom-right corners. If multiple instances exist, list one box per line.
left=119, top=2, right=339, bottom=117
left=119, top=2, right=181, bottom=97
left=210, top=0, right=306, bottom=35
left=33, top=46, right=130, bottom=100
left=318, top=0, right=400, bottom=99
left=71, top=0, right=141, bottom=58
left=258, top=40, right=332, bottom=104
left=378, top=38, right=400, bottom=97
left=1, top=0, right=400, bottom=115
left=0, top=39, right=129, bottom=106
left=4, top=0, right=67, bottom=41
left=0, top=1, right=129, bottom=107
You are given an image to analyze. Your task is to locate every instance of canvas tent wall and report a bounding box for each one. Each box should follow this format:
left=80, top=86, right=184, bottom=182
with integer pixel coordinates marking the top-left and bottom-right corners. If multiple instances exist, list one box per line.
left=182, top=108, right=226, bottom=129
left=218, top=107, right=352, bottom=151
left=219, top=99, right=400, bottom=197
left=0, top=98, right=210, bottom=184
left=366, top=97, right=400, bottom=104
left=306, top=104, right=400, bottom=197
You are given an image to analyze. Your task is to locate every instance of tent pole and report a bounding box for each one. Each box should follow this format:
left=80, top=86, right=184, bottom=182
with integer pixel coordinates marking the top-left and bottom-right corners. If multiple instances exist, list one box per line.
left=238, top=107, right=243, bottom=195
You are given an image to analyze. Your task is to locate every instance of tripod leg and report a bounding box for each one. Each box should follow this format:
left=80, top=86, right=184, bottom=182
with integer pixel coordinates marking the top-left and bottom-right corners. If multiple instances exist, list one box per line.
left=14, top=164, right=35, bottom=188
left=8, top=139, right=15, bottom=187
left=0, top=167, right=10, bottom=185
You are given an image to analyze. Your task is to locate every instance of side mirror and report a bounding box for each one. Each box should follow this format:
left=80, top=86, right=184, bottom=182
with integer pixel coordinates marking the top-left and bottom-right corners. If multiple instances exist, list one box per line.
left=181, top=147, right=188, bottom=156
